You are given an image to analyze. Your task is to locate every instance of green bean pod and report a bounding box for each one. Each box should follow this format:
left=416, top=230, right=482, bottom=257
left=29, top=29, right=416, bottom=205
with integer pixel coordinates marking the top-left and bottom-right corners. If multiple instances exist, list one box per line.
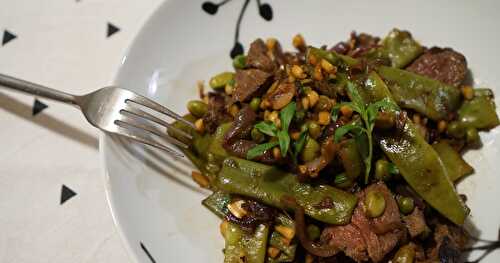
left=432, top=141, right=473, bottom=182
left=223, top=223, right=269, bottom=263
left=458, top=95, right=500, bottom=130
left=377, top=66, right=461, bottom=121
left=381, top=28, right=423, bottom=68
left=363, top=71, right=468, bottom=225
left=216, top=157, right=358, bottom=225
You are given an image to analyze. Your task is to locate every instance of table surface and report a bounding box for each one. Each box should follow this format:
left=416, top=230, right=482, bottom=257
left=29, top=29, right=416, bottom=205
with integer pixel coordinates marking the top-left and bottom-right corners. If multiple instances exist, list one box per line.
left=0, top=0, right=163, bottom=262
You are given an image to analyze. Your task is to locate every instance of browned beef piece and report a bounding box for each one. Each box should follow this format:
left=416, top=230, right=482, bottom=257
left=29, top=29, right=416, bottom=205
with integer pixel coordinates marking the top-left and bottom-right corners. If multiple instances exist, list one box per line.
left=351, top=206, right=404, bottom=262
left=362, top=182, right=403, bottom=234
left=321, top=182, right=404, bottom=262
left=330, top=32, right=380, bottom=57
left=246, top=39, right=276, bottom=72
left=202, top=93, right=232, bottom=133
left=233, top=69, right=270, bottom=102
left=426, top=223, right=469, bottom=261
left=403, top=208, right=427, bottom=238
left=223, top=105, right=256, bottom=145
left=321, top=224, right=368, bottom=262
left=406, top=47, right=467, bottom=87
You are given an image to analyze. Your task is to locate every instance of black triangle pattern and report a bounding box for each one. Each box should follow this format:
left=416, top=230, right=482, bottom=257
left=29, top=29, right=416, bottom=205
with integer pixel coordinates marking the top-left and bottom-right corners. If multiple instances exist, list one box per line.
left=2, top=30, right=17, bottom=46
left=60, top=185, right=77, bottom=205
left=107, top=22, right=120, bottom=38
left=32, top=99, right=48, bottom=116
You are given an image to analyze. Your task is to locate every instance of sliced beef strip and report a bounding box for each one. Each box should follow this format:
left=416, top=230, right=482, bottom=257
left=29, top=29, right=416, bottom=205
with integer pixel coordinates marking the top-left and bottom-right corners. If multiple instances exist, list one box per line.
left=403, top=208, right=427, bottom=238
left=321, top=224, right=368, bottom=262
left=351, top=205, right=405, bottom=263
left=321, top=182, right=404, bottom=263
left=202, top=93, right=232, bottom=133
left=362, top=182, right=403, bottom=234
left=223, top=105, right=256, bottom=146
left=406, top=47, right=467, bottom=87
left=233, top=69, right=271, bottom=102
left=246, top=39, right=276, bottom=72
left=426, top=223, right=469, bottom=261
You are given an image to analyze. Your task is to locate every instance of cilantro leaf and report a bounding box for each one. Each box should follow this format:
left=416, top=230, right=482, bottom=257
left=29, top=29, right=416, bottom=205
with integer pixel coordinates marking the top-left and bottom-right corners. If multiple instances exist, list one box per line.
left=280, top=102, right=296, bottom=131
left=254, top=121, right=278, bottom=137
left=334, top=123, right=365, bottom=143
left=246, top=141, right=279, bottom=160
left=277, top=130, right=290, bottom=157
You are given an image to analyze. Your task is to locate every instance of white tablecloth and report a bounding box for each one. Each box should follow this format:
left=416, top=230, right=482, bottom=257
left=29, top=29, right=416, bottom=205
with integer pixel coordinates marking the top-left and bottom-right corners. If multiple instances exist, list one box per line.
left=0, top=1, right=163, bottom=262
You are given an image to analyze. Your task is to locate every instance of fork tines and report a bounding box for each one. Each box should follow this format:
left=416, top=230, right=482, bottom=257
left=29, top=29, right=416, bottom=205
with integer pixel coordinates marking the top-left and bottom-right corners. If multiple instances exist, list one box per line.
left=114, top=95, right=194, bottom=157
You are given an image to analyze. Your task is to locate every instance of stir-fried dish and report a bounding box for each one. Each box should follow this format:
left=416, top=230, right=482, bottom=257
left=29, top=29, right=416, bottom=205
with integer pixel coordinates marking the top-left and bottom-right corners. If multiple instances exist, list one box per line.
left=170, top=29, right=500, bottom=262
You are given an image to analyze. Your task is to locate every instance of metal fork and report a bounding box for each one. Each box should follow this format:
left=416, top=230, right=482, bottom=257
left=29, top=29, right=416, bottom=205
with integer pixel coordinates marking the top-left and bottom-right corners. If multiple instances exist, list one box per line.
left=0, top=73, right=193, bottom=157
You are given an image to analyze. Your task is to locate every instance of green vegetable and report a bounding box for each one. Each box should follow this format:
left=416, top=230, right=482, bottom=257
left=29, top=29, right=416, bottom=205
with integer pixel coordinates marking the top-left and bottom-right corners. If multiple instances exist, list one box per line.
left=458, top=95, right=500, bottom=130
left=307, top=121, right=321, bottom=139
left=338, top=139, right=364, bottom=180
left=375, top=159, right=390, bottom=181
left=250, top=97, right=262, bottom=111
left=446, top=121, right=465, bottom=138
left=254, top=121, right=278, bottom=137
left=381, top=28, right=423, bottom=68
left=186, top=100, right=208, bottom=118
left=377, top=66, right=461, bottom=121
left=301, top=137, right=320, bottom=162
left=474, top=88, right=494, bottom=98
left=208, top=122, right=232, bottom=163
left=209, top=72, right=235, bottom=89
left=392, top=244, right=415, bottom=263
left=292, top=131, right=308, bottom=163
left=364, top=190, right=386, bottom=218
left=247, top=141, right=279, bottom=160
left=364, top=71, right=468, bottom=225
left=267, top=214, right=297, bottom=262
left=217, top=157, right=358, bottom=224
left=251, top=127, right=266, bottom=143
left=333, top=173, right=352, bottom=189
left=202, top=191, right=231, bottom=218
left=306, top=224, right=321, bottom=240
left=465, top=127, right=480, bottom=145
left=307, top=47, right=359, bottom=69
left=248, top=102, right=296, bottom=158
left=397, top=196, right=415, bottom=215
left=223, top=222, right=269, bottom=263
left=432, top=141, right=473, bottom=182
left=233, top=54, right=247, bottom=69
left=334, top=81, right=399, bottom=183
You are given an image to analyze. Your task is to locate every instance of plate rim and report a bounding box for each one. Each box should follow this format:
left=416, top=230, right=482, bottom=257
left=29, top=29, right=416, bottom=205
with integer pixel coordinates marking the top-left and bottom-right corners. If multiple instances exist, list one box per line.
left=99, top=1, right=175, bottom=262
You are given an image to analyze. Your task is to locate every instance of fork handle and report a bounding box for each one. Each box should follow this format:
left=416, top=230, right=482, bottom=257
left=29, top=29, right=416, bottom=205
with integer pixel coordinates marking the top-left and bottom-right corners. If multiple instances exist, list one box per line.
left=0, top=73, right=77, bottom=105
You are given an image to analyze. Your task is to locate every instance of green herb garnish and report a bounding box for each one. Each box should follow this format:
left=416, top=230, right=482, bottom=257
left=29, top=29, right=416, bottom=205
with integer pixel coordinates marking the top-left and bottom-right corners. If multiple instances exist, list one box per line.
left=334, top=81, right=398, bottom=183
left=247, top=102, right=296, bottom=159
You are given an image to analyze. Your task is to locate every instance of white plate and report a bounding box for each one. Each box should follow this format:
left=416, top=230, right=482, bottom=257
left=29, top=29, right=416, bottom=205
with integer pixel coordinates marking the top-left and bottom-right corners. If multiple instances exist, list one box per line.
left=102, top=0, right=500, bottom=262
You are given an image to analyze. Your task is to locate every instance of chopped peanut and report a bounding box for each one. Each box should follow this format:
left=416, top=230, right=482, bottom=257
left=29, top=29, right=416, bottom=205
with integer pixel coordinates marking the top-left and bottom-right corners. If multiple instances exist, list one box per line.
left=320, top=59, right=335, bottom=73
left=227, top=200, right=248, bottom=219
left=291, top=65, right=306, bottom=79
left=267, top=247, right=280, bottom=258
left=308, top=53, right=318, bottom=65
left=224, top=84, right=234, bottom=95
left=260, top=98, right=271, bottom=109
left=194, top=118, right=205, bottom=133
left=301, top=97, right=310, bottom=110
left=305, top=253, right=315, bottom=263
left=292, top=34, right=306, bottom=51
left=191, top=171, right=209, bottom=188
left=313, top=64, right=323, bottom=81
left=290, top=131, right=301, bottom=140
left=306, top=90, right=319, bottom=107
left=437, top=120, right=448, bottom=133
left=317, top=111, right=331, bottom=125
left=273, top=147, right=281, bottom=160
left=340, top=105, right=353, bottom=118
left=266, top=38, right=277, bottom=50
left=461, top=86, right=474, bottom=100
left=275, top=225, right=295, bottom=240
left=281, top=236, right=292, bottom=246
left=229, top=104, right=240, bottom=117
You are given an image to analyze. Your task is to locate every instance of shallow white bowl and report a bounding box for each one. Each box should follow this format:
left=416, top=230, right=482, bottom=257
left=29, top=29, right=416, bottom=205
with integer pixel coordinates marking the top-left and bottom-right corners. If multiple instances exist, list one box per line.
left=102, top=0, right=500, bottom=262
